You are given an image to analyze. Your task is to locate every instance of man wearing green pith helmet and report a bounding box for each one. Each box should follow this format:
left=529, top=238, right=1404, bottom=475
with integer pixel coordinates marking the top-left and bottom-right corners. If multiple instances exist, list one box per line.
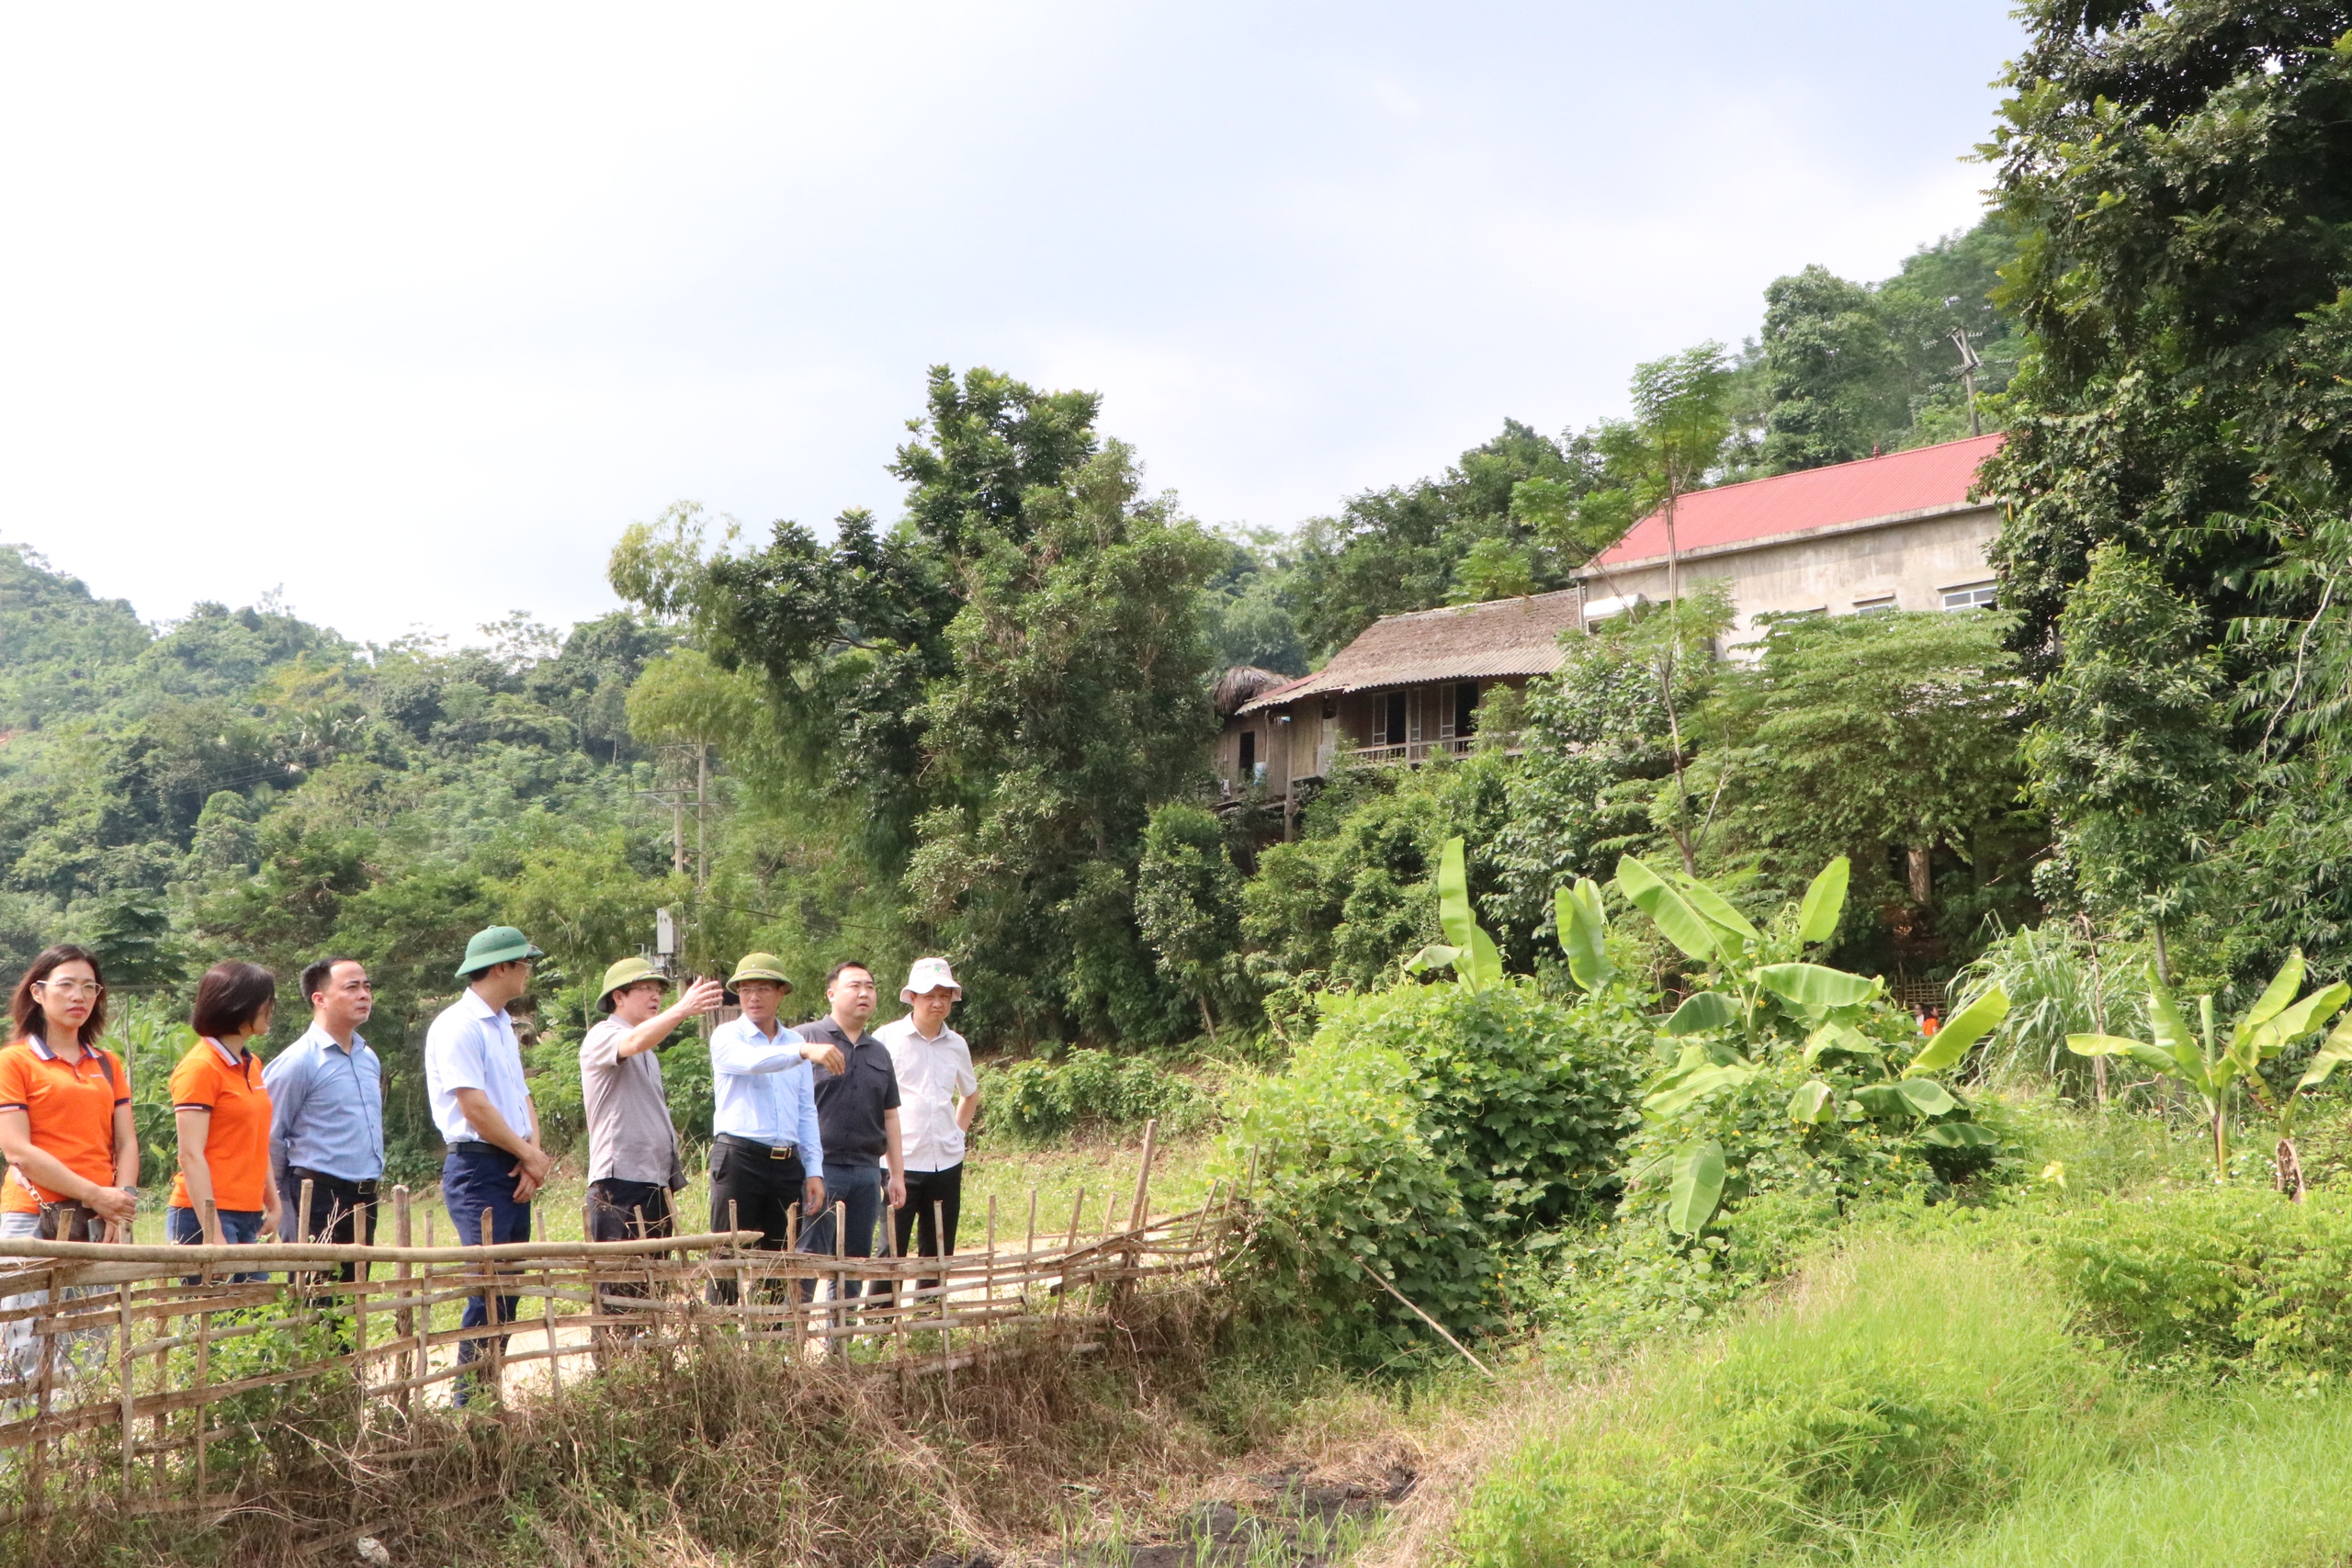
left=705, top=953, right=843, bottom=1304
left=424, top=925, right=549, bottom=1404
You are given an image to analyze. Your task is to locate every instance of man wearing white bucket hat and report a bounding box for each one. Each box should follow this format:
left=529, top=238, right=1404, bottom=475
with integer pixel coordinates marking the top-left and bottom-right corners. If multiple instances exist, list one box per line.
left=874, top=957, right=978, bottom=1275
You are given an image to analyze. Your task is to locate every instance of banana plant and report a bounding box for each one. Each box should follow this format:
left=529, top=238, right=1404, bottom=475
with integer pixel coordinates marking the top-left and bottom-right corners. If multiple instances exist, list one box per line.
left=2068, top=952, right=2350, bottom=1187
left=1405, top=836, right=1505, bottom=989
left=1617, top=852, right=1894, bottom=1036
left=1616, top=852, right=2007, bottom=1233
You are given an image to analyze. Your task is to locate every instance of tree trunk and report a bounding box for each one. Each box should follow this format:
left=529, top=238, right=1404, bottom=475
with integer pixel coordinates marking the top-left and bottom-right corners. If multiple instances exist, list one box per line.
left=1905, top=845, right=1933, bottom=907
left=2277, top=1136, right=2309, bottom=1201
left=1196, top=994, right=1218, bottom=1044
left=2152, top=920, right=2171, bottom=986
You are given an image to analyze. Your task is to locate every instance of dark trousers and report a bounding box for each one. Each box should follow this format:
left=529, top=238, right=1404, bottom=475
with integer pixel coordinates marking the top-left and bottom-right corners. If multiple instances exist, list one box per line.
left=280, top=1168, right=379, bottom=1283
left=894, top=1164, right=964, bottom=1297
left=167, top=1205, right=269, bottom=1283
left=442, top=1147, right=531, bottom=1401
left=588, top=1179, right=673, bottom=1330
left=797, top=1163, right=883, bottom=1301
left=588, top=1178, right=674, bottom=1242
left=707, top=1137, right=807, bottom=1305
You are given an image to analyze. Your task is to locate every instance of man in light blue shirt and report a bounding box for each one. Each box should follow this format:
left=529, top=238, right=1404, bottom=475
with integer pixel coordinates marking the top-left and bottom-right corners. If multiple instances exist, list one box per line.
left=424, top=925, right=551, bottom=1402
left=266, top=955, right=384, bottom=1280
left=707, top=952, right=842, bottom=1304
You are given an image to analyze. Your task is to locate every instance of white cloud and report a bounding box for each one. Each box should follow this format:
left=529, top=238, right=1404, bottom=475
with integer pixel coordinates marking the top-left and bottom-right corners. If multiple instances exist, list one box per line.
left=0, top=1, right=2022, bottom=644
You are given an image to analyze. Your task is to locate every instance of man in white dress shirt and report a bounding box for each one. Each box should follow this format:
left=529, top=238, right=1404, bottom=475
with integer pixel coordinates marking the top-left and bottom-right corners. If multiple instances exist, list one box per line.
left=875, top=957, right=980, bottom=1291
left=424, top=925, right=552, bottom=1402
left=706, top=952, right=843, bottom=1304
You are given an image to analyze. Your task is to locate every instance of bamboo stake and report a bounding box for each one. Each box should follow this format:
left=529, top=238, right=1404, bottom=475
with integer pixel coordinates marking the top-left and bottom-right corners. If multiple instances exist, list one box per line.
left=479, top=1208, right=503, bottom=1406
left=582, top=1191, right=605, bottom=1371
left=1128, top=1120, right=1159, bottom=1230
left=787, top=1201, right=806, bottom=1353
left=730, top=1200, right=748, bottom=1337
left=1117, top=1121, right=1159, bottom=1313
left=297, top=1178, right=315, bottom=1273
left=354, top=1209, right=372, bottom=1442
left=1024, top=1188, right=1038, bottom=1265
left=831, top=1201, right=848, bottom=1367
left=393, top=1188, right=415, bottom=1420
left=193, top=1259, right=211, bottom=1504
left=116, top=1278, right=136, bottom=1495
left=538, top=1263, right=561, bottom=1397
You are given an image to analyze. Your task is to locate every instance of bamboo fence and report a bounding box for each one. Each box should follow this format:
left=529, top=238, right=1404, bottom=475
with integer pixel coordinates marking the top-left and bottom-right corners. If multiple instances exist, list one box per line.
left=0, top=1122, right=1244, bottom=1523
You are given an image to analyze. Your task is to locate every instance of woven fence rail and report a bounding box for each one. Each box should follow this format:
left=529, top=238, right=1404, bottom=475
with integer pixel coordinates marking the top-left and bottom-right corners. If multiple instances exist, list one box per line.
left=0, top=1124, right=1244, bottom=1524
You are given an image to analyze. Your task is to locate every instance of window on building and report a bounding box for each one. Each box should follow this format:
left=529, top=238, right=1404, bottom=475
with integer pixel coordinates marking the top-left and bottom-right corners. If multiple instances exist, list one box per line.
left=1853, top=594, right=1896, bottom=615
left=1942, top=581, right=1997, bottom=611
left=1384, top=691, right=1408, bottom=747
left=1455, top=680, right=1480, bottom=738
left=1238, top=729, right=1256, bottom=780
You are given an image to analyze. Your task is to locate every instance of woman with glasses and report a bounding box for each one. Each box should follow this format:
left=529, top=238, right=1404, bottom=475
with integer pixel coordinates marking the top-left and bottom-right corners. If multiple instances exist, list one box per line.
left=0, top=945, right=139, bottom=1384
left=167, top=962, right=282, bottom=1278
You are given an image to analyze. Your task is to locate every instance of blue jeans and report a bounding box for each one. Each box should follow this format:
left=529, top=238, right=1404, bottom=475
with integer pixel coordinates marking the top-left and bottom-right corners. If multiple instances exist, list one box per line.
left=442, top=1147, right=532, bottom=1403
left=797, top=1163, right=883, bottom=1299
left=167, top=1205, right=271, bottom=1282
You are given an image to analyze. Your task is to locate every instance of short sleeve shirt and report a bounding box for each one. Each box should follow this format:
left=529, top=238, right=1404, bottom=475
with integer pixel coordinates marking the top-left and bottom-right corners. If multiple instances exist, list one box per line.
left=794, top=1017, right=900, bottom=1168
left=875, top=1017, right=977, bottom=1173
left=167, top=1037, right=273, bottom=1213
left=579, top=1017, right=684, bottom=1187
left=424, top=990, right=534, bottom=1145
left=0, top=1039, right=130, bottom=1213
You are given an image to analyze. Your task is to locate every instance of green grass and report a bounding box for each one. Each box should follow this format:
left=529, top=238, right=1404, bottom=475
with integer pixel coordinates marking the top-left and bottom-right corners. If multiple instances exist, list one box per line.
left=1456, top=1223, right=2352, bottom=1568
left=1903, top=1393, right=2352, bottom=1567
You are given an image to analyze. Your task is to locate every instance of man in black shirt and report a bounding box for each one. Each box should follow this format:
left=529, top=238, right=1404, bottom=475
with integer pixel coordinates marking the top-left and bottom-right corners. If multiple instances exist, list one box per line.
left=794, top=960, right=906, bottom=1304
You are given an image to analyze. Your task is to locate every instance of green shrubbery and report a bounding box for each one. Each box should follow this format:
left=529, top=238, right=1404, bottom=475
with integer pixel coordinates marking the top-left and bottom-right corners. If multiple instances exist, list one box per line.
left=1231, top=977, right=1645, bottom=1348
left=2042, top=1185, right=2352, bottom=1380
left=983, top=1049, right=1210, bottom=1146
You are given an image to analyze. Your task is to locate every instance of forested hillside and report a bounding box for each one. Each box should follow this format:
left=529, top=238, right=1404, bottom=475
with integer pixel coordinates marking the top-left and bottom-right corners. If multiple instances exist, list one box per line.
left=0, top=197, right=2080, bottom=1181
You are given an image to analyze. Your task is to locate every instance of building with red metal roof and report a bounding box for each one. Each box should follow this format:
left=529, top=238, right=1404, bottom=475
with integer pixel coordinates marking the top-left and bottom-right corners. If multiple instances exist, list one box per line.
left=1572, top=432, right=2006, bottom=644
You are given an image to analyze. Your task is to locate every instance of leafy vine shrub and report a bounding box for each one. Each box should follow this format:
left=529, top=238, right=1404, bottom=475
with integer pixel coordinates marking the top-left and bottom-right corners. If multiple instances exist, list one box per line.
left=982, top=1050, right=1209, bottom=1146
left=2041, top=1185, right=2352, bottom=1380
left=1229, top=979, right=1645, bottom=1353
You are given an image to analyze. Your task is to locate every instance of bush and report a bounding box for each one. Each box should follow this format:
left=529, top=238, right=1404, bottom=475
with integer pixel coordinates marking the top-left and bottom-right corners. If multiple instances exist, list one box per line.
left=2042, top=1184, right=2352, bottom=1380
left=983, top=1049, right=1208, bottom=1146
left=1230, top=979, right=1645, bottom=1351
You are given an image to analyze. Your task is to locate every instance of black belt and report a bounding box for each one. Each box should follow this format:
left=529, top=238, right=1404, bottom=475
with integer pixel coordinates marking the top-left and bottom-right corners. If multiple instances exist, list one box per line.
left=288, top=1168, right=379, bottom=1198
left=447, top=1140, right=508, bottom=1160
left=715, top=1134, right=800, bottom=1162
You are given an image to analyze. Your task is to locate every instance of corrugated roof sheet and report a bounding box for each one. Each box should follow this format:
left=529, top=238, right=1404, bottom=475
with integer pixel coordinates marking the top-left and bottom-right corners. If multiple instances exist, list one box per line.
left=1585, top=433, right=2005, bottom=570
left=1237, top=589, right=1582, bottom=714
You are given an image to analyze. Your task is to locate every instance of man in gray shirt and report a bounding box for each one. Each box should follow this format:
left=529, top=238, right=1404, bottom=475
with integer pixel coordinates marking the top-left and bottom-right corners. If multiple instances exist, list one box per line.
left=580, top=957, right=721, bottom=1247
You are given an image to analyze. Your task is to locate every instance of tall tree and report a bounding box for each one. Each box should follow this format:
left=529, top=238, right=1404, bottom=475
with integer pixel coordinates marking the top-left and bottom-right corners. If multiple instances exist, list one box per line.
left=1982, top=1, right=2352, bottom=661
left=2020, top=545, right=2239, bottom=979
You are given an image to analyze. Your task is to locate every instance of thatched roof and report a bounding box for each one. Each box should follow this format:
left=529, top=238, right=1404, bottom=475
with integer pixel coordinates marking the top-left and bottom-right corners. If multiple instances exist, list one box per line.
left=1212, top=666, right=1294, bottom=716
left=1236, top=589, right=1582, bottom=716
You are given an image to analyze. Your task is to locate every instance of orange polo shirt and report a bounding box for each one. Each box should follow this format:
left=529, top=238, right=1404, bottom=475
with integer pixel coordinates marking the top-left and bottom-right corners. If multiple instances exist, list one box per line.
left=167, top=1037, right=273, bottom=1213
left=0, top=1037, right=130, bottom=1213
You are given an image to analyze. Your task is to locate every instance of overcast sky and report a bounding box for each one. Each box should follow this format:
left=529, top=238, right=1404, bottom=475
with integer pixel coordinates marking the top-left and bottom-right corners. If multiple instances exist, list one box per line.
left=0, top=4, right=2025, bottom=648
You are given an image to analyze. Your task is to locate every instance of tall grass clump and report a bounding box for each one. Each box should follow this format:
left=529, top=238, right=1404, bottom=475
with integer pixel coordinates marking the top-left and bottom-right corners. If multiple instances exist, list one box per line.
left=1455, top=1238, right=2142, bottom=1568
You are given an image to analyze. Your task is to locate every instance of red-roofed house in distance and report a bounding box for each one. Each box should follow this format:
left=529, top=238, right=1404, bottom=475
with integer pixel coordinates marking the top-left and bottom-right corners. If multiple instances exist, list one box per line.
left=1571, top=433, right=2006, bottom=646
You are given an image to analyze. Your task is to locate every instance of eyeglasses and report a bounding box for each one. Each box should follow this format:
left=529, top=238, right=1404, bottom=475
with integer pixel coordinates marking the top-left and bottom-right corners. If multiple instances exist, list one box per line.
left=34, top=979, right=103, bottom=998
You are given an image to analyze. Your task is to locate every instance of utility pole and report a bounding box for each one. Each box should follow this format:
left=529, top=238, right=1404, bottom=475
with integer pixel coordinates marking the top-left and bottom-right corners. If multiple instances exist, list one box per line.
left=639, top=744, right=711, bottom=884
left=1951, top=327, right=1984, bottom=437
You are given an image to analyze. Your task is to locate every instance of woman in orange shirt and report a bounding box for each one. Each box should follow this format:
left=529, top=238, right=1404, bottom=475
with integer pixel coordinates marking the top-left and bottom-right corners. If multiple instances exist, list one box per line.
left=0, top=944, right=138, bottom=1383
left=0, top=945, right=137, bottom=1239
left=168, top=962, right=282, bottom=1276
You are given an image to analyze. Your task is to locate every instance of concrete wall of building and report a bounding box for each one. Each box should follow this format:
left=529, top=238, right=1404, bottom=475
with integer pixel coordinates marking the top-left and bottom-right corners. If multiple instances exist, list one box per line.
left=1583, top=505, right=2000, bottom=648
